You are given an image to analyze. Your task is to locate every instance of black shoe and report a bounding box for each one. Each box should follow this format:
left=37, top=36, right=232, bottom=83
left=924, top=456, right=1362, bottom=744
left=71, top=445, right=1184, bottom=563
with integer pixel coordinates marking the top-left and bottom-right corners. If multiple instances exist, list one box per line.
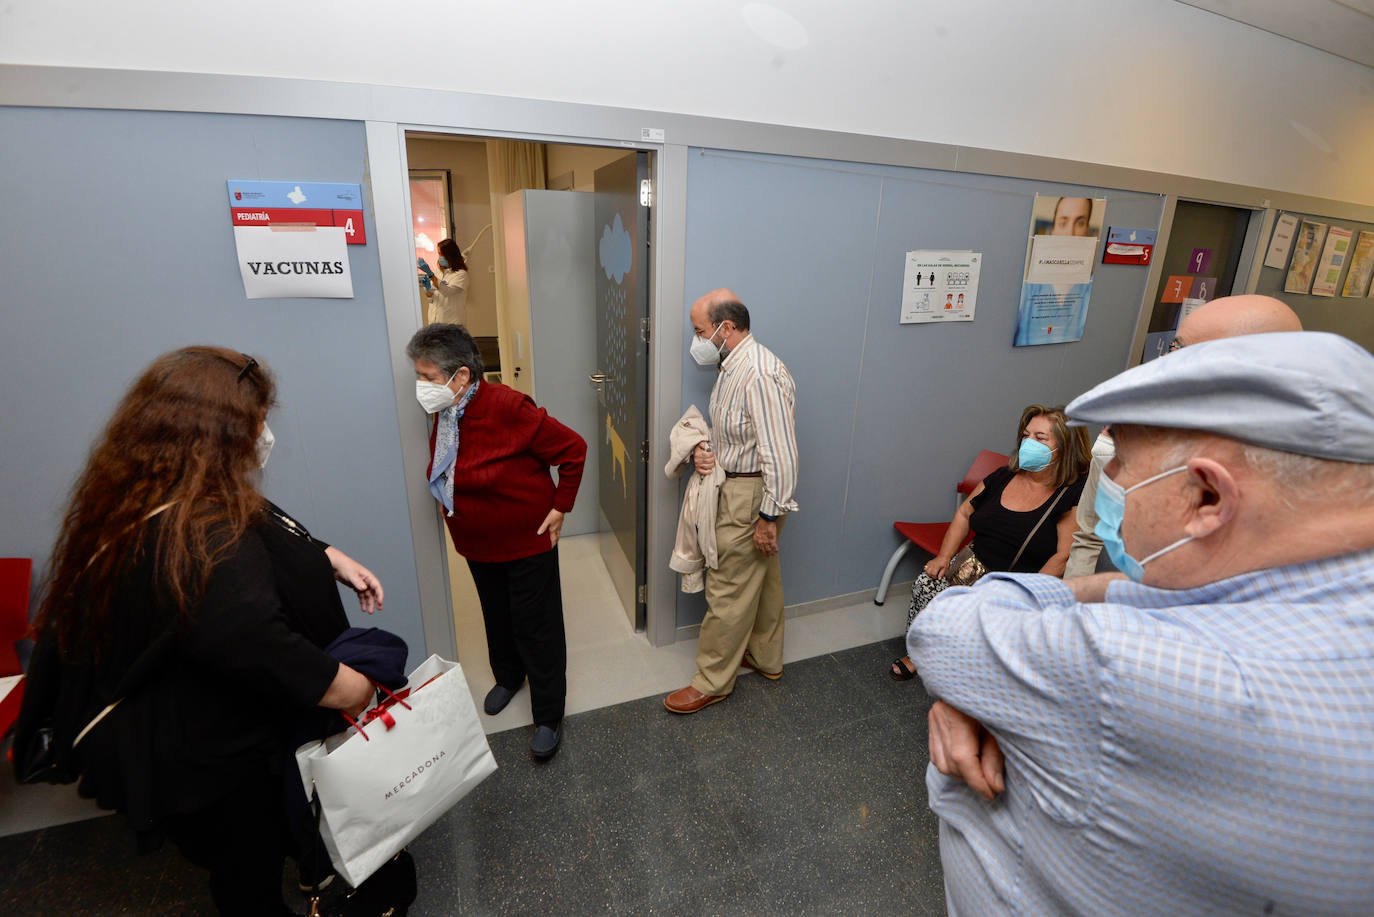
left=483, top=683, right=519, bottom=715
left=531, top=722, right=562, bottom=761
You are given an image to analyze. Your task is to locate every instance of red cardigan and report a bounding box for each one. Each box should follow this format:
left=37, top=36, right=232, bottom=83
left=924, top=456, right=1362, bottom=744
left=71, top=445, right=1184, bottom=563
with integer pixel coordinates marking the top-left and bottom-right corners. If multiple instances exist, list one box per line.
left=427, top=381, right=586, bottom=563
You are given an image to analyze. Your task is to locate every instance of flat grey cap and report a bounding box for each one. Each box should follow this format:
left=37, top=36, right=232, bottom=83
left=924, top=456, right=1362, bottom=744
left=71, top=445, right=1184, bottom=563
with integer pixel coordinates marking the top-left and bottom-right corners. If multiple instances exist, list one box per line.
left=1066, top=331, right=1374, bottom=463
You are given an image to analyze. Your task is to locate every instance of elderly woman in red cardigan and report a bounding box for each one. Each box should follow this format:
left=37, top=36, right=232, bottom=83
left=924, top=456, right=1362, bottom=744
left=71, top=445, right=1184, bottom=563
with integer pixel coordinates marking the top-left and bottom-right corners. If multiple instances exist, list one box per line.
left=407, top=323, right=586, bottom=761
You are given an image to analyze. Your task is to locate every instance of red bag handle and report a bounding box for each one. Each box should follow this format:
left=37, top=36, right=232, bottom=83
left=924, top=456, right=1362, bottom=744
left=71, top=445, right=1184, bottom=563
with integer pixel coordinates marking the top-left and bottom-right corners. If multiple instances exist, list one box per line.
left=340, top=678, right=415, bottom=741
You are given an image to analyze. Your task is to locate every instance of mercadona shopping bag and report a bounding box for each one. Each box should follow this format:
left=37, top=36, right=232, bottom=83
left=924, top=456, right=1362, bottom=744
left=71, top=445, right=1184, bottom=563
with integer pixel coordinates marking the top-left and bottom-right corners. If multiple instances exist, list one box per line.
left=296, top=654, right=497, bottom=886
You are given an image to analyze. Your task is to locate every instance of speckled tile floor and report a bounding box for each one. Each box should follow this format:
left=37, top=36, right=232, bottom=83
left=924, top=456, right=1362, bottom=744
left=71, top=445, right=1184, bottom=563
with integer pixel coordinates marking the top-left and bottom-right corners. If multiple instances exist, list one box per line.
left=0, top=638, right=947, bottom=916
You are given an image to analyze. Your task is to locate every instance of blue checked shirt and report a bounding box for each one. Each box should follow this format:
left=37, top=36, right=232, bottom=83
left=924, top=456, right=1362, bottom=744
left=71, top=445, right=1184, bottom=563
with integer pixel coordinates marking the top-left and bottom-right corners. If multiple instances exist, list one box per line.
left=908, top=549, right=1374, bottom=916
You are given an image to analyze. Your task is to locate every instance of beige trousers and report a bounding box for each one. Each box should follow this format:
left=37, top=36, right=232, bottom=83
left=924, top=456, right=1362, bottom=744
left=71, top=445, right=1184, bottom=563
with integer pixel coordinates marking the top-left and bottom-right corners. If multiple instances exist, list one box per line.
left=690, top=476, right=786, bottom=696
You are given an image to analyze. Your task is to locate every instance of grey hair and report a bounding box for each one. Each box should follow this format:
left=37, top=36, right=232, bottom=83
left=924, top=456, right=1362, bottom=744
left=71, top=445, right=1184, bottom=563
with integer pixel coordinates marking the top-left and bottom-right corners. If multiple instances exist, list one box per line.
left=1150, top=428, right=1374, bottom=508
left=405, top=323, right=484, bottom=381
left=708, top=299, right=750, bottom=332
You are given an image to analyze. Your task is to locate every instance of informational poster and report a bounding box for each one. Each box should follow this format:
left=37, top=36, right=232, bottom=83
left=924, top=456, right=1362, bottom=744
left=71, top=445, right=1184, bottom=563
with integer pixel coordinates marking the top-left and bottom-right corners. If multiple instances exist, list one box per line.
left=227, top=180, right=366, bottom=243
left=1015, top=194, right=1104, bottom=346
left=1264, top=212, right=1300, bottom=269
left=1284, top=219, right=1328, bottom=294
left=1310, top=227, right=1352, bottom=297
left=1025, top=235, right=1097, bottom=284
left=232, top=225, right=353, bottom=299
left=900, top=250, right=982, bottom=324
left=1014, top=281, right=1093, bottom=346
left=1342, top=231, right=1374, bottom=298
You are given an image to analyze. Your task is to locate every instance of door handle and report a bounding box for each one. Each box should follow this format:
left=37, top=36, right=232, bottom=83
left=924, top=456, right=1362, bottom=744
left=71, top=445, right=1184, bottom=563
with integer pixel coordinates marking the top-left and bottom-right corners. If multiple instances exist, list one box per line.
left=588, top=373, right=608, bottom=384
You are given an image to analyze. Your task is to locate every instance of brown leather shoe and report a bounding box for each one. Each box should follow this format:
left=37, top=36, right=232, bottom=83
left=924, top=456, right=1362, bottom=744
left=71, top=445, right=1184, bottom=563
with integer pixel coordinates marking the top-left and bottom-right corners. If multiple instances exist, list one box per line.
left=739, top=652, right=782, bottom=680
left=664, top=685, right=727, bottom=714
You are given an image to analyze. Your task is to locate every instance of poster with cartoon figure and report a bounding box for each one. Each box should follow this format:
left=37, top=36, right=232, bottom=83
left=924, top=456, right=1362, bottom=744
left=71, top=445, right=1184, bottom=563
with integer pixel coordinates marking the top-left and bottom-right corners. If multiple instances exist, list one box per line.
left=900, top=250, right=982, bottom=324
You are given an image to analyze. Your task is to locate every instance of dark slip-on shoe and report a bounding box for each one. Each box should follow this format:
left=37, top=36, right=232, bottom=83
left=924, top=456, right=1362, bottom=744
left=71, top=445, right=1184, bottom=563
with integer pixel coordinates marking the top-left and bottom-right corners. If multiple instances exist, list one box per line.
left=531, top=722, right=562, bottom=760
left=484, top=683, right=519, bottom=715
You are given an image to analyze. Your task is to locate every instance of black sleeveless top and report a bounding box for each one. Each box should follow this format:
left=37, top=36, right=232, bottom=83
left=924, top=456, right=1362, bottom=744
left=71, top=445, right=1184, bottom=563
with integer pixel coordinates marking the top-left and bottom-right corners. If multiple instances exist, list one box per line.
left=968, top=467, right=1085, bottom=573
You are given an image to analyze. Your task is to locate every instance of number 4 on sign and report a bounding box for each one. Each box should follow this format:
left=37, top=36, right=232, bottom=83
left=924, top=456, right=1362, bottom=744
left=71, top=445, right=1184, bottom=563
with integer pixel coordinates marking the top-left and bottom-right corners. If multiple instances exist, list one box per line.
left=333, top=209, right=366, bottom=244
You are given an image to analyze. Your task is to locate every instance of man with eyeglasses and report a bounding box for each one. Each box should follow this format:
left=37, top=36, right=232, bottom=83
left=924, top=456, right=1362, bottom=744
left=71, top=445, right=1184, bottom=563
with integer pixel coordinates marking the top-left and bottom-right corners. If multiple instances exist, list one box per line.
left=1064, top=295, right=1302, bottom=577
left=912, top=329, right=1374, bottom=916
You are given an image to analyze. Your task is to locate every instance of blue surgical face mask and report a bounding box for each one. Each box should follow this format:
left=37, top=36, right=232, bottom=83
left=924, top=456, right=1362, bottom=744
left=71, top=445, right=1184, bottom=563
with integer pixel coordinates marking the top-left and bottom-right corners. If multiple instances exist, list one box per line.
left=1017, top=437, right=1055, bottom=471
left=438, top=257, right=450, bottom=270
left=1093, top=464, right=1194, bottom=582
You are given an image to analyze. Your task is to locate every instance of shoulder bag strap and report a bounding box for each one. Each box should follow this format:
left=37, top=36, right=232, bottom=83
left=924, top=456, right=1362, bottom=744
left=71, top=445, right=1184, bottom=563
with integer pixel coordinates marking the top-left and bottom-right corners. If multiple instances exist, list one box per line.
left=1008, top=485, right=1069, bottom=572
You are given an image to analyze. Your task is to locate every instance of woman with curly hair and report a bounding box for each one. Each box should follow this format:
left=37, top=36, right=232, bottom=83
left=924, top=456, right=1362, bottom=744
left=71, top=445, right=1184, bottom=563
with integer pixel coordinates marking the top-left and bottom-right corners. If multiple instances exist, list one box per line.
left=19, top=346, right=383, bottom=915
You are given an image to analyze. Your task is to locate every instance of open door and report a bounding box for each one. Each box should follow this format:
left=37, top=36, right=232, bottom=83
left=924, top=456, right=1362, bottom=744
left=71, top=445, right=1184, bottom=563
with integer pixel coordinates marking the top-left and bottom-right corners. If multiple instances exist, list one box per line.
left=590, top=153, right=650, bottom=631
left=1138, top=200, right=1255, bottom=360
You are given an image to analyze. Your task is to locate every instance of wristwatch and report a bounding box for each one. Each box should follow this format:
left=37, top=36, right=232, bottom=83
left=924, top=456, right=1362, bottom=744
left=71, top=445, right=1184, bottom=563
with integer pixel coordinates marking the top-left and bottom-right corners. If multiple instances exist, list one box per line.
left=758, top=511, right=778, bottom=523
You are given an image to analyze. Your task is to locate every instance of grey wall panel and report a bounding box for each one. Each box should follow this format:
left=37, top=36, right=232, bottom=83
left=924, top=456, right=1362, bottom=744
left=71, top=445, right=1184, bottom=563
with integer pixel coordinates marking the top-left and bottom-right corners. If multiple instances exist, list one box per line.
left=681, top=149, right=1163, bottom=622
left=0, top=107, right=428, bottom=658
left=679, top=152, right=884, bottom=624
left=838, top=170, right=1163, bottom=596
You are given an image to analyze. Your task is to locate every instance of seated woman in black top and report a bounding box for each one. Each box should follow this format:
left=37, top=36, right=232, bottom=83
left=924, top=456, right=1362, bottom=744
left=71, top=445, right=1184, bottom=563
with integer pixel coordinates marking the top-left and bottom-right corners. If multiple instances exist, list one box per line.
left=890, top=404, right=1090, bottom=680
left=20, top=346, right=384, bottom=915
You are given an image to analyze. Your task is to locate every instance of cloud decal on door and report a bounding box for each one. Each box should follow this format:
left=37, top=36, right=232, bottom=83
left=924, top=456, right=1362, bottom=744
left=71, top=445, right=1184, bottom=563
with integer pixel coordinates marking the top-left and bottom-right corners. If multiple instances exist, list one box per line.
left=599, top=213, right=633, bottom=285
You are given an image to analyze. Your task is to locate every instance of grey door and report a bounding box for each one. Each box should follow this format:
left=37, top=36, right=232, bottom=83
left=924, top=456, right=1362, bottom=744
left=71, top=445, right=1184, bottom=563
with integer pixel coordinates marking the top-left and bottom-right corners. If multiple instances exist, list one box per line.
left=592, top=152, right=650, bottom=631
left=519, top=190, right=600, bottom=538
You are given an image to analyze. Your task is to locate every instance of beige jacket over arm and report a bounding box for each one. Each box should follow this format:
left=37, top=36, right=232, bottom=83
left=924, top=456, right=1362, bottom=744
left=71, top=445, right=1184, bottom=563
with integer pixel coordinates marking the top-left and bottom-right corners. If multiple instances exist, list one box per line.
left=665, top=405, right=726, bottom=593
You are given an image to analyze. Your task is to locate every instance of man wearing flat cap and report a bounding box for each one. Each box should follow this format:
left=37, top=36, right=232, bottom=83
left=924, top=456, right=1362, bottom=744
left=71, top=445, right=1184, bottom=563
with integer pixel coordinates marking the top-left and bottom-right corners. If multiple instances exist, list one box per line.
left=908, top=332, right=1374, bottom=916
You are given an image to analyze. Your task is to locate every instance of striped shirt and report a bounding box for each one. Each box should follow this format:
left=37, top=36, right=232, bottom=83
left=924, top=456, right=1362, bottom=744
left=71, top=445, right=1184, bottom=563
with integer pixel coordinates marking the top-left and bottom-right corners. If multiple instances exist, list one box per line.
left=708, top=334, right=799, bottom=517
left=908, top=549, right=1374, bottom=916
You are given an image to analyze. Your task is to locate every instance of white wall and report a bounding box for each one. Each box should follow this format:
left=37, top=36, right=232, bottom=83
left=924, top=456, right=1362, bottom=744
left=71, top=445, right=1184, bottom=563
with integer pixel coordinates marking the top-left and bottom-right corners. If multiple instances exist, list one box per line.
left=2, top=1, right=1373, bottom=205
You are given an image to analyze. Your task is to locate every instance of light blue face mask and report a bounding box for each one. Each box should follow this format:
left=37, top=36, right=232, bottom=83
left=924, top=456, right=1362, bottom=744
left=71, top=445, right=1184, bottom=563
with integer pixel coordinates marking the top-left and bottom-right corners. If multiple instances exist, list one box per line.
left=1018, top=437, right=1055, bottom=471
left=1093, top=464, right=1194, bottom=582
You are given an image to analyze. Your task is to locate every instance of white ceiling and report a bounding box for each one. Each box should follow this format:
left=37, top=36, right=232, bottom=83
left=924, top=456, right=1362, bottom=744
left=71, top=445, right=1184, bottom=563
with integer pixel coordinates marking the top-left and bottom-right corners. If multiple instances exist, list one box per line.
left=1176, top=0, right=1374, bottom=69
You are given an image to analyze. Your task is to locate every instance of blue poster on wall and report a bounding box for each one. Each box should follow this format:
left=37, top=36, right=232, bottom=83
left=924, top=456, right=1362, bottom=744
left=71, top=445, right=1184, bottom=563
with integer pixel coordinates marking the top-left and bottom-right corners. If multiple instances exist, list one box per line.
left=1013, top=280, right=1092, bottom=346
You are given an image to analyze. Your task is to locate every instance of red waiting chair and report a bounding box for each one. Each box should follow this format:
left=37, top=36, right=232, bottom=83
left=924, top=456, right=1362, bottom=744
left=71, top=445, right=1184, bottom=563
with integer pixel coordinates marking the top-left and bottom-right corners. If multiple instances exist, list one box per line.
left=0, top=558, right=33, bottom=742
left=873, top=450, right=1008, bottom=605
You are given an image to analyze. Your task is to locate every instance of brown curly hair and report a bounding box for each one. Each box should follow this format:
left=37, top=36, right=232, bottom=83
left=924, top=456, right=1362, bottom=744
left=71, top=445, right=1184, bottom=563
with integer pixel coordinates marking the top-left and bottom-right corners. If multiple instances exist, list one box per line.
left=32, top=346, right=276, bottom=659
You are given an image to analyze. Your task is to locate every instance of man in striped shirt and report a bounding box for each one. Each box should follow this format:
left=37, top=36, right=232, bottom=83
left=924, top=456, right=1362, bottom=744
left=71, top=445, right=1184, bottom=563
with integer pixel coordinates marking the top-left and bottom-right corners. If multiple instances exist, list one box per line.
left=910, top=331, right=1374, bottom=915
left=665, top=289, right=799, bottom=714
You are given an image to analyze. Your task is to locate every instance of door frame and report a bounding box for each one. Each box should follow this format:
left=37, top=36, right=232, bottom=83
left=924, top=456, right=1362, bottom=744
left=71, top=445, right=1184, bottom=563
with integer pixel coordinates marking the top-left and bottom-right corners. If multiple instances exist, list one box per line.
left=1123, top=195, right=1267, bottom=368
left=366, top=122, right=687, bottom=654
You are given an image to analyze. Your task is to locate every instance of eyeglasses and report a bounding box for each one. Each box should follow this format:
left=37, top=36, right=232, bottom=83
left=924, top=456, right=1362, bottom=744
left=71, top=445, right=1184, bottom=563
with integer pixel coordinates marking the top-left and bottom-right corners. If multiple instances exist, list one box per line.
left=237, top=356, right=259, bottom=381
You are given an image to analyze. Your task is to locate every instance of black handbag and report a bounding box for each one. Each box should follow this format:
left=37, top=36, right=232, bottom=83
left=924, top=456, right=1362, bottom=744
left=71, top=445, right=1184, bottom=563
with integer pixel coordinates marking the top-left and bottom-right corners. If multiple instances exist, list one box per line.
left=12, top=632, right=80, bottom=785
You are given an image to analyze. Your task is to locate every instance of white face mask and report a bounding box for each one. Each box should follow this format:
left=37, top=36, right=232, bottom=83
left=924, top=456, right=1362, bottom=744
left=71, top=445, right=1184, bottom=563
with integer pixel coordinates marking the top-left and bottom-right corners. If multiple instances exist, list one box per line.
left=255, top=423, right=275, bottom=468
left=690, top=324, right=726, bottom=366
left=415, top=369, right=460, bottom=414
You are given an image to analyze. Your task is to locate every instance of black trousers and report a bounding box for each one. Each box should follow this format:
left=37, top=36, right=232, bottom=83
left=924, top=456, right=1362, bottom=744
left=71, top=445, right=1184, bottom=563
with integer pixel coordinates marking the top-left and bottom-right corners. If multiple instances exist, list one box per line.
left=467, top=546, right=567, bottom=725
left=163, top=765, right=294, bottom=916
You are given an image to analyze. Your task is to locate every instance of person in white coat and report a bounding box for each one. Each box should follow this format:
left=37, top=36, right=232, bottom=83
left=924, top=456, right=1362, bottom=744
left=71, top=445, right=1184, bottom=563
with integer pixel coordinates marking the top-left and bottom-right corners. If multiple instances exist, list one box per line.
left=425, top=238, right=469, bottom=327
